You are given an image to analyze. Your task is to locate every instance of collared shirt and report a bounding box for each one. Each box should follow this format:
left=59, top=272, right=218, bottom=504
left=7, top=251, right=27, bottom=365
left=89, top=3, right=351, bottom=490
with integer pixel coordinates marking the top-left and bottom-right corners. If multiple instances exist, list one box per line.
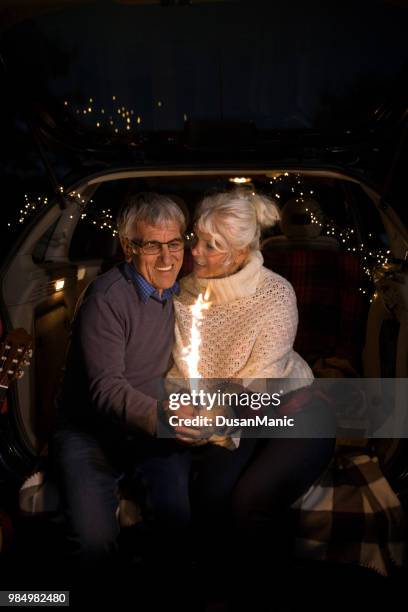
left=125, top=262, right=179, bottom=303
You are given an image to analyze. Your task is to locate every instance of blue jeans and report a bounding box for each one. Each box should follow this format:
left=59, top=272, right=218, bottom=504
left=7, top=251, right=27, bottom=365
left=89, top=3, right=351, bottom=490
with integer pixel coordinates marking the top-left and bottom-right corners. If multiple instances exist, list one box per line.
left=50, top=427, right=257, bottom=573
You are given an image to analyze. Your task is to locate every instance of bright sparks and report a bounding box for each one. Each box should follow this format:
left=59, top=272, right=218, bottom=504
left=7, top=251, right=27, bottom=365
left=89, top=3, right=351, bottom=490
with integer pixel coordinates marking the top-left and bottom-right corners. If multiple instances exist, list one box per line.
left=183, top=288, right=211, bottom=384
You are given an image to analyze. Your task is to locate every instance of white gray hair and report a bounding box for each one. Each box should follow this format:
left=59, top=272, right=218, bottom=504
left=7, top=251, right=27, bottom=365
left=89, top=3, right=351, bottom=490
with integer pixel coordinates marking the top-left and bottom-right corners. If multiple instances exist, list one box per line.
left=117, top=192, right=186, bottom=241
left=196, top=188, right=280, bottom=262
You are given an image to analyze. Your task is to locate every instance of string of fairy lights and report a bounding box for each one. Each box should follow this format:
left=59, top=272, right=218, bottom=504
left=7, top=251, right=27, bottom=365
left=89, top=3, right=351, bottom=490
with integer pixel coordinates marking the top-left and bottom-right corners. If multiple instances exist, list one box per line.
left=6, top=194, right=49, bottom=229
left=63, top=95, right=188, bottom=134
left=322, top=219, right=391, bottom=299
left=68, top=190, right=118, bottom=236
left=7, top=173, right=392, bottom=303
left=238, top=173, right=391, bottom=302
left=297, top=175, right=389, bottom=300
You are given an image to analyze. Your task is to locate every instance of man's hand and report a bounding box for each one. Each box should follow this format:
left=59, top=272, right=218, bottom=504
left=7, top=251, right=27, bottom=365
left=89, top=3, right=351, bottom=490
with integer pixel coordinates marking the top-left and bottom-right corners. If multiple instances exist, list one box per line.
left=162, top=400, right=207, bottom=445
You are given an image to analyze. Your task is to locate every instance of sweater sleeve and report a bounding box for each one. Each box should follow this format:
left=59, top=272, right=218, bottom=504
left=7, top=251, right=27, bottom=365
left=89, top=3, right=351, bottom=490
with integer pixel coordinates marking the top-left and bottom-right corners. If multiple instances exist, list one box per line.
left=73, top=291, right=157, bottom=435
left=239, top=277, right=311, bottom=387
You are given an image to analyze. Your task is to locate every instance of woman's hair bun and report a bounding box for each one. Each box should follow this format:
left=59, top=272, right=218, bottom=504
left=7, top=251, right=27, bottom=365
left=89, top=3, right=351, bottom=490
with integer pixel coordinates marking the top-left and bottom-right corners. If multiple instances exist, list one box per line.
left=248, top=191, right=280, bottom=229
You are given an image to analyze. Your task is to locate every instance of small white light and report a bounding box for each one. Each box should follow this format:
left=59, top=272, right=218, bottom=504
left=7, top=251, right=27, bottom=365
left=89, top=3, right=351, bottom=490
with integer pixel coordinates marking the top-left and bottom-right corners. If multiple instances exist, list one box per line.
left=55, top=279, right=65, bottom=292
left=229, top=177, right=252, bottom=184
left=77, top=268, right=86, bottom=281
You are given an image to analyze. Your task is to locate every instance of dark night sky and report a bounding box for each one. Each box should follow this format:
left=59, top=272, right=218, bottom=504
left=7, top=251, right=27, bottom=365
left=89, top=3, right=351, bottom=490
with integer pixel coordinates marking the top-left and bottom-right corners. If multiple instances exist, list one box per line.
left=2, top=0, right=408, bottom=131
left=1, top=1, right=407, bottom=257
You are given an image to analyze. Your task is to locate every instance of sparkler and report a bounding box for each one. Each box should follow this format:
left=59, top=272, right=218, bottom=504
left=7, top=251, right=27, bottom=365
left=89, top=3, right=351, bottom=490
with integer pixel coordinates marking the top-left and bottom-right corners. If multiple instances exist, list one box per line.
left=183, top=287, right=211, bottom=394
left=182, top=288, right=235, bottom=447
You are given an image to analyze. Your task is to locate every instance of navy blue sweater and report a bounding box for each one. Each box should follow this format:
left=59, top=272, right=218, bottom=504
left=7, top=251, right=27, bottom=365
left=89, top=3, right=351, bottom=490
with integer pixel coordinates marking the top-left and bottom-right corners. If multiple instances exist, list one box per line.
left=57, top=263, right=174, bottom=436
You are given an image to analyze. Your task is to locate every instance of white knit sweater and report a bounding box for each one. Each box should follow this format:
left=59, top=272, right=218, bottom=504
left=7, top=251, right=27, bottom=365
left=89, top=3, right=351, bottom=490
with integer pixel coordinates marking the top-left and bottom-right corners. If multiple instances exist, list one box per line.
left=168, top=251, right=313, bottom=393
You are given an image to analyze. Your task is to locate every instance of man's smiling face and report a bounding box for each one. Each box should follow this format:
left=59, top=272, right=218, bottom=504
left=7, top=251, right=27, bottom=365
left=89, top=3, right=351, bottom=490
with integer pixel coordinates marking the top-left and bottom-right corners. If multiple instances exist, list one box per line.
left=126, top=220, right=184, bottom=295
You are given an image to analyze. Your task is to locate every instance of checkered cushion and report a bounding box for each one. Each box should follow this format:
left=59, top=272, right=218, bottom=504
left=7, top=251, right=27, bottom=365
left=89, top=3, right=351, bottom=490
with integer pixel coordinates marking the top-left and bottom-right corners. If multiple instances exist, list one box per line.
left=262, top=247, right=368, bottom=371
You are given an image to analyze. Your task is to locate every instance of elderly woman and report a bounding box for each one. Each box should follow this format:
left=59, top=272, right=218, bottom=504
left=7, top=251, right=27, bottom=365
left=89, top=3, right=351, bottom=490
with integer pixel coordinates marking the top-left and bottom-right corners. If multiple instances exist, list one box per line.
left=167, top=188, right=336, bottom=608
left=169, top=189, right=313, bottom=387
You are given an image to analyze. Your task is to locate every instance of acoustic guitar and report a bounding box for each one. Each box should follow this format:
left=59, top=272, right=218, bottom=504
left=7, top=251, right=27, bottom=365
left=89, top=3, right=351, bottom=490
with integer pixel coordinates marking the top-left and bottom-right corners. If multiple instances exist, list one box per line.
left=0, top=328, right=32, bottom=404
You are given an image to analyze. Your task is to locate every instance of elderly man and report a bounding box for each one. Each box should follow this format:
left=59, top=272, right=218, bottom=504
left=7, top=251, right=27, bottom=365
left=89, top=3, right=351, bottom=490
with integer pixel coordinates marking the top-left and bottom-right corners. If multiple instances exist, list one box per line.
left=51, top=192, right=201, bottom=581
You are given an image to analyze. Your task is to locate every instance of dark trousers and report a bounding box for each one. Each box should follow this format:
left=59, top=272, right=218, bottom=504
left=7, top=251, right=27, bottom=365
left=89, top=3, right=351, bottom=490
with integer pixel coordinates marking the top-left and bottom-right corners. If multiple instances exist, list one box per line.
left=227, top=401, right=336, bottom=610
left=50, top=427, right=257, bottom=579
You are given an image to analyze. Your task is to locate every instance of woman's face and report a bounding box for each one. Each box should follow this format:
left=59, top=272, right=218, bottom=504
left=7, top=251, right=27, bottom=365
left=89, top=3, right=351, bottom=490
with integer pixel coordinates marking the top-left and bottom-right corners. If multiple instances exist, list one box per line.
left=191, top=229, right=248, bottom=279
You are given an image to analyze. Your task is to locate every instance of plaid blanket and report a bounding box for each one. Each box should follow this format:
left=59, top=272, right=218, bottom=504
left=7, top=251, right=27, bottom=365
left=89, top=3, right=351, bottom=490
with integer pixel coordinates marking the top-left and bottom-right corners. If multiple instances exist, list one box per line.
left=19, top=451, right=406, bottom=576
left=290, top=451, right=406, bottom=576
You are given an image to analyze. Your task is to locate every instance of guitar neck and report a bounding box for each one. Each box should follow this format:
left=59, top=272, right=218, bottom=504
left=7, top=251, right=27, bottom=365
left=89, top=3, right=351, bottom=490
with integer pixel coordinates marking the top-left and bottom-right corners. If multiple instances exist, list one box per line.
left=0, top=328, right=32, bottom=406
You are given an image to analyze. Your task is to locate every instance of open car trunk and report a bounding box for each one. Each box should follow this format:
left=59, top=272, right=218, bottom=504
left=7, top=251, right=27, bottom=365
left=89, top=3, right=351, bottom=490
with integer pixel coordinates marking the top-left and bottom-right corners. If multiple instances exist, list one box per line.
left=1, top=164, right=408, bottom=486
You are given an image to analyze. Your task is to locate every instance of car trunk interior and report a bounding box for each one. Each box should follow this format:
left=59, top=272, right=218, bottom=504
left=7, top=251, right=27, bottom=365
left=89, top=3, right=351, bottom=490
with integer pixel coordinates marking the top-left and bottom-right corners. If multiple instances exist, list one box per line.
left=1, top=168, right=407, bottom=462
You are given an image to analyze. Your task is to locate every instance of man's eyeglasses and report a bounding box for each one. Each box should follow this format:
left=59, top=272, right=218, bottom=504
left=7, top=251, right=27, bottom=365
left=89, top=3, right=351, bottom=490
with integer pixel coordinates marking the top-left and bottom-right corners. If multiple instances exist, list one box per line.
left=128, top=237, right=185, bottom=255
